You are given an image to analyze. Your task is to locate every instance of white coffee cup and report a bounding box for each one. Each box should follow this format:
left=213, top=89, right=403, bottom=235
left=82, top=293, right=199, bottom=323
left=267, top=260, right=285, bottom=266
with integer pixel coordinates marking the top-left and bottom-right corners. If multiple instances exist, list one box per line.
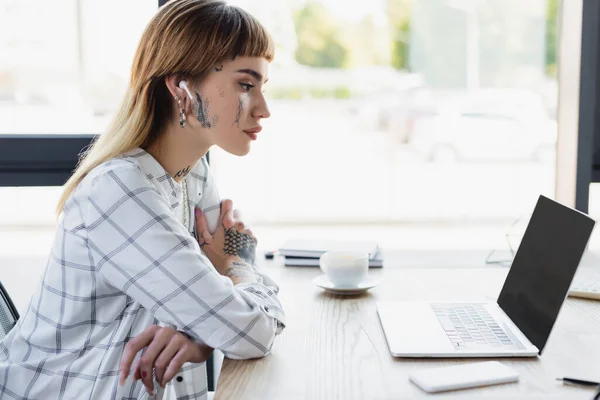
left=319, top=250, right=369, bottom=288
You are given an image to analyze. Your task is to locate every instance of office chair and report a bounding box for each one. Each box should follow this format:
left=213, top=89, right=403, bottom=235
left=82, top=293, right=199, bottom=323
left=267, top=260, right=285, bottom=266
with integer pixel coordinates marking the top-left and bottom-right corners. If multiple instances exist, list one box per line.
left=0, top=281, right=19, bottom=340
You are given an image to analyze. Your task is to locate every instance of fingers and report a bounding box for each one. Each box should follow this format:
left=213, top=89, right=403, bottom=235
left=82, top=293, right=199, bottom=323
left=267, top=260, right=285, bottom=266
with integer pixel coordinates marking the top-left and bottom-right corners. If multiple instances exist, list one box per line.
left=195, top=208, right=211, bottom=245
left=163, top=348, right=189, bottom=385
left=233, top=209, right=251, bottom=230
left=138, top=328, right=174, bottom=394
left=220, top=199, right=235, bottom=230
left=233, top=208, right=255, bottom=241
left=220, top=199, right=233, bottom=217
left=155, top=336, right=183, bottom=387
left=133, top=359, right=141, bottom=381
left=119, top=325, right=159, bottom=386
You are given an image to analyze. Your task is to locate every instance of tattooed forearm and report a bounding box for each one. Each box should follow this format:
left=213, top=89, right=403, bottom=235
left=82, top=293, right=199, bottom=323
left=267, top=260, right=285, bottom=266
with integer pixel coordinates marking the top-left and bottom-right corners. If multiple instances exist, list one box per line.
left=223, top=227, right=256, bottom=265
left=224, top=261, right=255, bottom=279
left=232, top=98, right=243, bottom=128
left=174, top=165, right=191, bottom=178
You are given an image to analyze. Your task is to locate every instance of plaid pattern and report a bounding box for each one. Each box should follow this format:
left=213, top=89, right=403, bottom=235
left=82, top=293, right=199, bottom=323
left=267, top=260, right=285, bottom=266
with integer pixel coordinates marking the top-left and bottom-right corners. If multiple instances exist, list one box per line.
left=0, top=148, right=285, bottom=400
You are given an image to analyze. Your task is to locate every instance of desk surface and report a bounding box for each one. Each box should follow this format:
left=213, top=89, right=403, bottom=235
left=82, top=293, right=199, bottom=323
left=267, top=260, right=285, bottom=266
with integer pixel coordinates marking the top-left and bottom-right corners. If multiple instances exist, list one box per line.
left=215, top=251, right=600, bottom=400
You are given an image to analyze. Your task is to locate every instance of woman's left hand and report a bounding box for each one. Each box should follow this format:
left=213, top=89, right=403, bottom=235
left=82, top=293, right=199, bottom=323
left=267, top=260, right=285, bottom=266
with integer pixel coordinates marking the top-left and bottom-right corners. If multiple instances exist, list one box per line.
left=119, top=325, right=213, bottom=394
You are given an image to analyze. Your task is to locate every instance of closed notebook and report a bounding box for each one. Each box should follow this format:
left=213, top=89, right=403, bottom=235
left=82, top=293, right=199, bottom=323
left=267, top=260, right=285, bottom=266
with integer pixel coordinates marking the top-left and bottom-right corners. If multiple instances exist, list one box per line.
left=278, top=238, right=380, bottom=259
left=284, top=252, right=384, bottom=268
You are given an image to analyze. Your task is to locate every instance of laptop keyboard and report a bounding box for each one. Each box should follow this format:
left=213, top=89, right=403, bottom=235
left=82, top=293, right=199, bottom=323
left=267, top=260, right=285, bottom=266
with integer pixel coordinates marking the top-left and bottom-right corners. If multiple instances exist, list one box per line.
left=431, top=304, right=514, bottom=349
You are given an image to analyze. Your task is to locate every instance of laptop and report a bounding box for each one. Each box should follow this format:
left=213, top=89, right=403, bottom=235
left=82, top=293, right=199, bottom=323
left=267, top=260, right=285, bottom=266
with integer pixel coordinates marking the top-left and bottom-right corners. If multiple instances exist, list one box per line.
left=377, top=195, right=595, bottom=357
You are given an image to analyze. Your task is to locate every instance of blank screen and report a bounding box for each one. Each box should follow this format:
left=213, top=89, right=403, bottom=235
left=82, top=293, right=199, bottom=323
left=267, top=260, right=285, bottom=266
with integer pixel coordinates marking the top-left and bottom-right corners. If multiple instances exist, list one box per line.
left=497, top=196, right=595, bottom=353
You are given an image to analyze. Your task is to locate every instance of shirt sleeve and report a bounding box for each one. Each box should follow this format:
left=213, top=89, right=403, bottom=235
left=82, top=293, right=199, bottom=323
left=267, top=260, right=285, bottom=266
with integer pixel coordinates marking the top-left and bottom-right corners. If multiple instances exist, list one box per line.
left=194, top=159, right=286, bottom=333
left=84, top=164, right=285, bottom=359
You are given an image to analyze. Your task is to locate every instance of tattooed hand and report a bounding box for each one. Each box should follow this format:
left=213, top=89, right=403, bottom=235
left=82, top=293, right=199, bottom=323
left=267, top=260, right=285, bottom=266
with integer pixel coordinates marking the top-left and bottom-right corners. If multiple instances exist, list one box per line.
left=195, top=199, right=258, bottom=284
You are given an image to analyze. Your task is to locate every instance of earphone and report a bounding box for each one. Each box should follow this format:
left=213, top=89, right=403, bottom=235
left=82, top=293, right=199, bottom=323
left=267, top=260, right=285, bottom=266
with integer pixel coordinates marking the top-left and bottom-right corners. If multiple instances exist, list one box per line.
left=178, top=80, right=194, bottom=101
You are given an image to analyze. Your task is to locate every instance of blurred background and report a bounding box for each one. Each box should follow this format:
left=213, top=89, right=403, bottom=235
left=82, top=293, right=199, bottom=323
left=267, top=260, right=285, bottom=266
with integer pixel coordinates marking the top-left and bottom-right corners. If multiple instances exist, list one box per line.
left=3, top=0, right=597, bottom=286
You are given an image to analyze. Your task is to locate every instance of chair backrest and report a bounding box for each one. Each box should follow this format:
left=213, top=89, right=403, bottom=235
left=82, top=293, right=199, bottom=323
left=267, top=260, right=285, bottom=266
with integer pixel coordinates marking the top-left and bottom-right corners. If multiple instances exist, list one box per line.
left=0, top=282, right=19, bottom=340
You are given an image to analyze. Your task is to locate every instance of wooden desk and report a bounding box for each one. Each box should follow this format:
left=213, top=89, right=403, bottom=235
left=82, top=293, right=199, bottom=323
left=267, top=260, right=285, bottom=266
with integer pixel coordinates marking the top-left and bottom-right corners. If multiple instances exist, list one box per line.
left=215, top=252, right=600, bottom=399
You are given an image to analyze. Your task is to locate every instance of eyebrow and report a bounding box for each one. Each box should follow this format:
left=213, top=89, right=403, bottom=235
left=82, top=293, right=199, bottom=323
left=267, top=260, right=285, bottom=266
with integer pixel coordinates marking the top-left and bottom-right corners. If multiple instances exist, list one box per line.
left=236, top=69, right=268, bottom=83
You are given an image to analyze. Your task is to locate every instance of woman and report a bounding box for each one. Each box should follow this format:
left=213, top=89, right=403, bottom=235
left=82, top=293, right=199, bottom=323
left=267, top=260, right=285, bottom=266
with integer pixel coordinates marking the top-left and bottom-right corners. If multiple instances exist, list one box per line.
left=0, top=0, right=285, bottom=398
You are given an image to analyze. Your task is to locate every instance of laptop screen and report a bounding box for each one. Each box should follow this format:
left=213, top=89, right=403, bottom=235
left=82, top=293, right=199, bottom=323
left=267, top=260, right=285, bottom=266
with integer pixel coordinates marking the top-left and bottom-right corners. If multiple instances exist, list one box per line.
left=497, top=195, right=595, bottom=354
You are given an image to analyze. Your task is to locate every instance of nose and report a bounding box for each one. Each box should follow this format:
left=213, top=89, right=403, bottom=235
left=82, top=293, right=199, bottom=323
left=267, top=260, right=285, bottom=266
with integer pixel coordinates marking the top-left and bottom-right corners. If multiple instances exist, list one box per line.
left=252, top=94, right=271, bottom=120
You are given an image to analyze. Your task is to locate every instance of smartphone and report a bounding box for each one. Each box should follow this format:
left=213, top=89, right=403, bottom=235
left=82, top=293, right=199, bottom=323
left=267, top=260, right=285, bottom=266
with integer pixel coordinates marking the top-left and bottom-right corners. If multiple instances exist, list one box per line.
left=409, top=361, right=519, bottom=393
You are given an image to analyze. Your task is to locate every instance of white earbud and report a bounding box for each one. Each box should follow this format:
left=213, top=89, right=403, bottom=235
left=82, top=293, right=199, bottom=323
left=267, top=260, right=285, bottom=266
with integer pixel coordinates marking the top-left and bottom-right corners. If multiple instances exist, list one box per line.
left=178, top=80, right=194, bottom=101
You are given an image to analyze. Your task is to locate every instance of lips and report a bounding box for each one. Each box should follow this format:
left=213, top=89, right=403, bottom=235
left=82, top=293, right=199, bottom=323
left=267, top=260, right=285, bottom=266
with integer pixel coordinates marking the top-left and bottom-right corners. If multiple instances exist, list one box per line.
left=243, top=126, right=262, bottom=141
left=243, top=126, right=262, bottom=134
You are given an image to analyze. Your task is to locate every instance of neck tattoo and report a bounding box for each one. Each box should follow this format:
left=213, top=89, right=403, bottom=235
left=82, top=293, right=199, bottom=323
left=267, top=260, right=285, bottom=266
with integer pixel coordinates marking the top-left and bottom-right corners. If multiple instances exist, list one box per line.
left=174, top=165, right=191, bottom=178
left=182, top=179, right=189, bottom=230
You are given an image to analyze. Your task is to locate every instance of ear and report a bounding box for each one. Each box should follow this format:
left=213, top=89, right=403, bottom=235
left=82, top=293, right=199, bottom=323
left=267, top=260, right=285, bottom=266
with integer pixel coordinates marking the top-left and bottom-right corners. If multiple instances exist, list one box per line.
left=164, top=75, right=192, bottom=112
left=164, top=75, right=182, bottom=99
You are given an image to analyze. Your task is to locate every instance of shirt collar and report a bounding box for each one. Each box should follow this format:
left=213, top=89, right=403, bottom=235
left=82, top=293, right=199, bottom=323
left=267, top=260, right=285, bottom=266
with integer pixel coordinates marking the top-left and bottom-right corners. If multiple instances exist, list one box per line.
left=124, top=147, right=181, bottom=201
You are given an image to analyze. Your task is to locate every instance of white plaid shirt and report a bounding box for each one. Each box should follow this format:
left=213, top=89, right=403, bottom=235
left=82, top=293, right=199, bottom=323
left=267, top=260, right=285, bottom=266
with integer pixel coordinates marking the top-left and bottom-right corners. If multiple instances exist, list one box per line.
left=0, top=148, right=285, bottom=400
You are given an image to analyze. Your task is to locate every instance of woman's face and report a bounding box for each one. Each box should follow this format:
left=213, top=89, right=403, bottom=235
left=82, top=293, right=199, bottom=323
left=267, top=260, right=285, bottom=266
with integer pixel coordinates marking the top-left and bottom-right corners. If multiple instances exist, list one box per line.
left=185, top=56, right=271, bottom=156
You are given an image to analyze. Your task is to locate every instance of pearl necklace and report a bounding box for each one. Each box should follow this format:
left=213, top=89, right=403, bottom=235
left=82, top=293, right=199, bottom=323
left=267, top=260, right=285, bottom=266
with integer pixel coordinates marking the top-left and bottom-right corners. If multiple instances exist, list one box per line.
left=182, top=179, right=189, bottom=231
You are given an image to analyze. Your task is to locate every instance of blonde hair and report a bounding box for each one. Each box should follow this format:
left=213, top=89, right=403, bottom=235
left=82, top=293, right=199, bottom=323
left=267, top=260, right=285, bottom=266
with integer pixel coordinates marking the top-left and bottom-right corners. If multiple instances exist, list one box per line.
left=57, top=0, right=274, bottom=213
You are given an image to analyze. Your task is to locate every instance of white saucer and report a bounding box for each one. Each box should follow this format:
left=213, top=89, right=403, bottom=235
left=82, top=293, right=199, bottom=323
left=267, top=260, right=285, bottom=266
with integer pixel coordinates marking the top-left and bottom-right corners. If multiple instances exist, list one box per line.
left=313, top=274, right=381, bottom=295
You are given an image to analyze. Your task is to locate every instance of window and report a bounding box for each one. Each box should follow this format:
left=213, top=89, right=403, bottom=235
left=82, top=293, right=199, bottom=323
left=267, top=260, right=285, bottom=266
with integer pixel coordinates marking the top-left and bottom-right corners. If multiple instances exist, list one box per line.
left=0, top=0, right=588, bottom=253
left=0, top=0, right=156, bottom=223
left=209, top=0, right=560, bottom=250
left=0, top=0, right=156, bottom=135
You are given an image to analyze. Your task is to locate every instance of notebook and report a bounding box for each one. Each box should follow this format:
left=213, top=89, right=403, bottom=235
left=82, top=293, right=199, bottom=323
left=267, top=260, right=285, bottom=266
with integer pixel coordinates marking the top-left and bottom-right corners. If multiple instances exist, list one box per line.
left=278, top=238, right=380, bottom=259
left=284, top=252, right=384, bottom=268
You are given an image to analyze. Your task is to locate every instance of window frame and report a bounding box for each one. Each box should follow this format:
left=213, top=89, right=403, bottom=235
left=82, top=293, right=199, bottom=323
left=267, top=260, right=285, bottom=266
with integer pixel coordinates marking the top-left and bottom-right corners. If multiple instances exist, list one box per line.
left=0, top=134, right=95, bottom=187
left=574, top=0, right=600, bottom=212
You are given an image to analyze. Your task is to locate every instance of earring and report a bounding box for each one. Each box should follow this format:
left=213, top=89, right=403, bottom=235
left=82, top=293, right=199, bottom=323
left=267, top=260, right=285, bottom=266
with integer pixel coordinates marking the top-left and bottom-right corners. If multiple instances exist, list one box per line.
left=176, top=96, right=186, bottom=128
